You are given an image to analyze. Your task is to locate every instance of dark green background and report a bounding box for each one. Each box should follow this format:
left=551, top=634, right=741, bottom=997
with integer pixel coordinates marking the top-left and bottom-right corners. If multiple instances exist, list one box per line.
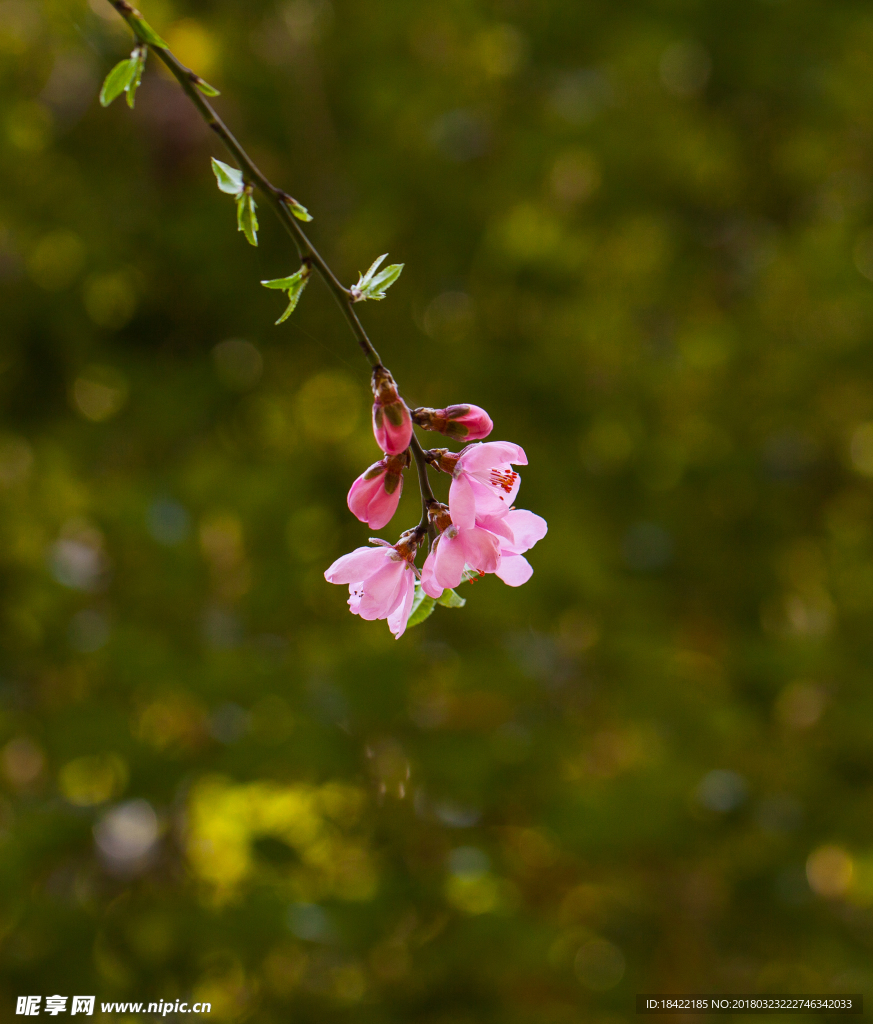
left=2, top=0, right=873, bottom=1019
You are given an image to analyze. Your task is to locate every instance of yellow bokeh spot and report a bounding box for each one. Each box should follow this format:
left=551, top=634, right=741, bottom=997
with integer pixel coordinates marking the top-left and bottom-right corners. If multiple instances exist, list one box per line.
left=58, top=753, right=128, bottom=806
left=850, top=422, right=873, bottom=476
left=71, top=365, right=129, bottom=423
left=495, top=203, right=563, bottom=263
left=806, top=844, right=853, bottom=898
left=137, top=695, right=208, bottom=751
left=6, top=101, right=51, bottom=152
left=164, top=19, right=219, bottom=78
left=445, top=872, right=502, bottom=914
left=295, top=372, right=360, bottom=442
left=27, top=231, right=86, bottom=291
left=192, top=960, right=247, bottom=1022
left=83, top=270, right=138, bottom=330
left=186, top=777, right=376, bottom=902
left=476, top=24, right=526, bottom=78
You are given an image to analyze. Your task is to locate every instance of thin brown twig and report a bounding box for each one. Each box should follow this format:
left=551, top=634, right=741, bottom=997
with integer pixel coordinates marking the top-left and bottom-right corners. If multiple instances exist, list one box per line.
left=107, top=0, right=384, bottom=370
left=105, top=1, right=453, bottom=544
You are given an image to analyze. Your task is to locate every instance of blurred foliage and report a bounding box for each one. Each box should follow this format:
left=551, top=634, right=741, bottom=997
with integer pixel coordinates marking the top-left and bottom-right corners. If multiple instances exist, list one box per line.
left=3, top=0, right=873, bottom=1019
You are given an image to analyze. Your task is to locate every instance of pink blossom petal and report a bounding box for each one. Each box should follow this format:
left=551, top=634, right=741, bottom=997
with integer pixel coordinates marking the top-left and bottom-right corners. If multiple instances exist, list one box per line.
left=459, top=441, right=527, bottom=473
left=468, top=476, right=520, bottom=517
left=475, top=512, right=514, bottom=543
left=420, top=549, right=443, bottom=598
left=371, top=403, right=387, bottom=452
left=367, top=476, right=403, bottom=530
left=325, top=546, right=390, bottom=584
left=357, top=559, right=406, bottom=619
left=433, top=532, right=467, bottom=590
left=495, top=552, right=533, bottom=587
left=384, top=408, right=413, bottom=454
left=501, top=509, right=548, bottom=553
left=449, top=472, right=477, bottom=530
left=347, top=471, right=384, bottom=524
left=387, top=571, right=416, bottom=638
left=460, top=526, right=501, bottom=574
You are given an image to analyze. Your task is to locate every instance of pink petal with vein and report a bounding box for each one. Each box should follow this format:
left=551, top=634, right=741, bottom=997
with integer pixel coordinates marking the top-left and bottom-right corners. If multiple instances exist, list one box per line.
left=449, top=472, right=477, bottom=530
left=460, top=526, right=501, bottom=574
left=433, top=532, right=467, bottom=590
left=325, top=546, right=391, bottom=584
left=459, top=441, right=527, bottom=472
left=495, top=552, right=533, bottom=587
left=421, top=549, right=444, bottom=599
left=501, top=509, right=548, bottom=552
left=387, top=571, right=416, bottom=638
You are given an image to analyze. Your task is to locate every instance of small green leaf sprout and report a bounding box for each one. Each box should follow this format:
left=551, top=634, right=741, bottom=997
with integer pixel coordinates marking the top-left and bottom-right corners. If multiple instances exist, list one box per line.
left=351, top=254, right=404, bottom=302
left=210, top=159, right=258, bottom=246
left=128, top=12, right=168, bottom=48
left=281, top=195, right=313, bottom=223
left=99, top=46, right=147, bottom=109
left=261, top=265, right=311, bottom=324
left=236, top=190, right=259, bottom=246
left=193, top=76, right=220, bottom=97
left=211, top=157, right=243, bottom=195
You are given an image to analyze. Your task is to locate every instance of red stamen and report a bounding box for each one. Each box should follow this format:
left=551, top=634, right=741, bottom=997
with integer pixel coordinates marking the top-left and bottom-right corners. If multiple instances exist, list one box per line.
left=489, top=469, right=518, bottom=493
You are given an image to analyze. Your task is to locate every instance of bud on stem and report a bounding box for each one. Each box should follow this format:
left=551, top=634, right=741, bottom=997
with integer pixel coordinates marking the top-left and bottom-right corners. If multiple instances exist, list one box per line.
left=412, top=404, right=493, bottom=441
left=371, top=367, right=413, bottom=454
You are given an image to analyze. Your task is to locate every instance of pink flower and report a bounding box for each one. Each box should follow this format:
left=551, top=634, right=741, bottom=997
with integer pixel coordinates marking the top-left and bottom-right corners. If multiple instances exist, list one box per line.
left=432, top=441, right=527, bottom=529
left=347, top=452, right=408, bottom=530
left=420, top=503, right=501, bottom=597
left=476, top=508, right=548, bottom=587
left=412, top=404, right=493, bottom=441
left=324, top=534, right=419, bottom=638
left=371, top=366, right=412, bottom=454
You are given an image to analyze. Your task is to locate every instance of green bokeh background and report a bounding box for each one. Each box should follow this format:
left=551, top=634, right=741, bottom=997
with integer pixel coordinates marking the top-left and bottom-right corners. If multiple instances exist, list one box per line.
left=3, top=0, right=873, bottom=1019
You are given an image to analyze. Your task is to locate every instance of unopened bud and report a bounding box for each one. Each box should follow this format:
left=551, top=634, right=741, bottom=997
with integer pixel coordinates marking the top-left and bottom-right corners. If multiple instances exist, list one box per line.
left=348, top=451, right=409, bottom=530
left=426, top=448, right=461, bottom=475
left=393, top=528, right=422, bottom=563
left=426, top=501, right=453, bottom=534
left=412, top=404, right=493, bottom=441
left=372, top=367, right=412, bottom=454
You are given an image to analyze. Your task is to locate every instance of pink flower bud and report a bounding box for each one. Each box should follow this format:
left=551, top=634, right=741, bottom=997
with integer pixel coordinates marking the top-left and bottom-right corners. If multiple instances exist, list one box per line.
left=412, top=404, right=493, bottom=441
left=347, top=452, right=408, bottom=530
left=371, top=366, right=412, bottom=454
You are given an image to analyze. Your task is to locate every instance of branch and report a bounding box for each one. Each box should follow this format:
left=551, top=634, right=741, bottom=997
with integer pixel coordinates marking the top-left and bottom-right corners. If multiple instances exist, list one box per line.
left=103, top=1, right=450, bottom=545
left=409, top=435, right=436, bottom=531
left=106, top=0, right=383, bottom=369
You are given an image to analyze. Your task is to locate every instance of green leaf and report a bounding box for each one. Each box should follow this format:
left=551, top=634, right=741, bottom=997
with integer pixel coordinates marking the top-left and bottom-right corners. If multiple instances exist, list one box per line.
left=351, top=254, right=404, bottom=302
left=364, top=262, right=404, bottom=300
left=359, top=253, right=387, bottom=287
left=437, top=588, right=466, bottom=608
left=99, top=58, right=137, bottom=107
left=236, top=192, right=259, bottom=246
left=260, top=274, right=303, bottom=290
left=407, top=583, right=436, bottom=628
left=261, top=267, right=309, bottom=324
left=194, top=78, right=221, bottom=97
left=211, top=158, right=243, bottom=195
left=286, top=198, right=313, bottom=222
left=125, top=49, right=147, bottom=109
left=132, top=16, right=169, bottom=49
left=276, top=295, right=302, bottom=324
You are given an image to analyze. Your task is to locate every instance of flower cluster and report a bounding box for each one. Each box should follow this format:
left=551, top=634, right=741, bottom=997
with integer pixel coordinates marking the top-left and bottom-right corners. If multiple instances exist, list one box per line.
left=324, top=368, right=546, bottom=638
left=95, top=7, right=543, bottom=642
